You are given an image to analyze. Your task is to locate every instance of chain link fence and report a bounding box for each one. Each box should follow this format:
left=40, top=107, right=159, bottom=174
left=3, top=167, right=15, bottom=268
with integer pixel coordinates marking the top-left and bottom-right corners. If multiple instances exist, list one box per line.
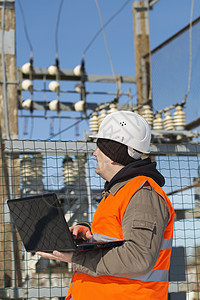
left=0, top=140, right=199, bottom=299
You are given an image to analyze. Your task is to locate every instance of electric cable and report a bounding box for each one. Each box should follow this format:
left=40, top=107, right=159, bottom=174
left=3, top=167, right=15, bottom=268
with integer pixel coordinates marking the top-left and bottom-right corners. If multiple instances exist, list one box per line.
left=2, top=3, right=19, bottom=288
left=17, top=0, right=33, bottom=59
left=82, top=0, right=132, bottom=57
left=147, top=0, right=153, bottom=106
left=181, top=0, right=194, bottom=106
left=29, top=116, right=34, bottom=140
left=48, top=118, right=84, bottom=140
left=1, top=0, right=10, bottom=140
left=59, top=116, right=62, bottom=140
left=18, top=115, right=83, bottom=120
left=55, top=0, right=64, bottom=61
left=94, top=0, right=116, bottom=79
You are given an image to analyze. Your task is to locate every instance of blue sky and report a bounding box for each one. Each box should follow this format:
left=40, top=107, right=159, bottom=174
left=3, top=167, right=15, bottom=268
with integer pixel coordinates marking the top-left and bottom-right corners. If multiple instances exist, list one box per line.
left=15, top=0, right=200, bottom=140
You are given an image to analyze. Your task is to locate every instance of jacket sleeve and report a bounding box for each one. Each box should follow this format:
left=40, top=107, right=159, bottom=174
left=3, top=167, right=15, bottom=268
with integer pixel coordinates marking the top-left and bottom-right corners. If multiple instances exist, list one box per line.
left=71, top=184, right=170, bottom=277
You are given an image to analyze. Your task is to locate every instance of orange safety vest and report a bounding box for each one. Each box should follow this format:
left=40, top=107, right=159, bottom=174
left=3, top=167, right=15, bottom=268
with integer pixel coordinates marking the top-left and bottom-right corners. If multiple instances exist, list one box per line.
left=66, top=176, right=175, bottom=300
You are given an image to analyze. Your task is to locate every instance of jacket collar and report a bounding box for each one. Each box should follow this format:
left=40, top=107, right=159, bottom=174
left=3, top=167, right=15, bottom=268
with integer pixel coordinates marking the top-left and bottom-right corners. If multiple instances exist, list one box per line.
left=103, top=158, right=165, bottom=195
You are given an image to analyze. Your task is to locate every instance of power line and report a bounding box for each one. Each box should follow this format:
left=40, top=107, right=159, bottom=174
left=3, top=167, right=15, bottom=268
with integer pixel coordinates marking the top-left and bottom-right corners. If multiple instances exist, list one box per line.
left=48, top=118, right=84, bottom=140
left=94, top=0, right=116, bottom=79
left=83, top=0, right=131, bottom=57
left=182, top=0, right=194, bottom=106
left=29, top=116, right=34, bottom=139
left=1, top=0, right=10, bottom=140
left=55, top=0, right=64, bottom=61
left=17, top=0, right=33, bottom=59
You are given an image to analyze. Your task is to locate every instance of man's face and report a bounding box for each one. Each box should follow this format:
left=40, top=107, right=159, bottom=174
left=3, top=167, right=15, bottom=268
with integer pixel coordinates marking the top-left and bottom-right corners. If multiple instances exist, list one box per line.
left=93, top=147, right=112, bottom=180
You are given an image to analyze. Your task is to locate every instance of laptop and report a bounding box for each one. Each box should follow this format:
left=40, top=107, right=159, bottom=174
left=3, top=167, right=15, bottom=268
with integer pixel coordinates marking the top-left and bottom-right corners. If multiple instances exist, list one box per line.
left=7, top=193, right=123, bottom=253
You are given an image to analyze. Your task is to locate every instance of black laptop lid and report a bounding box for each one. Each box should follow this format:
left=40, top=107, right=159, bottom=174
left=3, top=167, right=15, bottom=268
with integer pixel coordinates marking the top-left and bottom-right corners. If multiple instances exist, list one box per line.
left=7, top=193, right=77, bottom=252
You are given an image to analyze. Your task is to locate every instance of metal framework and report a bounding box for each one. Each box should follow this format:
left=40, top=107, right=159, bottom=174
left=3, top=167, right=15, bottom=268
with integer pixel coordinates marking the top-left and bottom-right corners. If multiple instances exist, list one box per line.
left=4, top=140, right=200, bottom=156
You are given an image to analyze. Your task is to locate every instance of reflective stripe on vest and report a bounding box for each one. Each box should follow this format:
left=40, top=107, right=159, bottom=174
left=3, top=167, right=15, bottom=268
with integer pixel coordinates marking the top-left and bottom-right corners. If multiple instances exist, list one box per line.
left=126, top=269, right=169, bottom=282
left=92, top=233, right=173, bottom=251
left=161, top=237, right=173, bottom=250
left=92, top=232, right=121, bottom=242
left=72, top=268, right=169, bottom=282
left=92, top=232, right=172, bottom=282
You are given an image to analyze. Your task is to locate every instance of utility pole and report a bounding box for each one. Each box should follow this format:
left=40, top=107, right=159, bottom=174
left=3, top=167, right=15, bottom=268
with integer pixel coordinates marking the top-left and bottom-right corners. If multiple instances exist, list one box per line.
left=0, top=0, right=22, bottom=295
left=132, top=1, right=152, bottom=111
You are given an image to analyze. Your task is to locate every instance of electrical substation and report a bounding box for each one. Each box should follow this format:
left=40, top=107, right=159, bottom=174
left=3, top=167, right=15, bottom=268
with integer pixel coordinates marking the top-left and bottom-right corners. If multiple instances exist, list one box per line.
left=0, top=0, right=200, bottom=299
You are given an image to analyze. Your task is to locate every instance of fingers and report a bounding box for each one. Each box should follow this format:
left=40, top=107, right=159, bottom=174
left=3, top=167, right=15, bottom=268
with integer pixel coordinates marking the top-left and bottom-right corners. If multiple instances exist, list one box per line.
left=69, top=225, right=92, bottom=240
left=53, top=250, right=71, bottom=259
left=69, top=226, right=75, bottom=232
left=71, top=226, right=79, bottom=239
left=36, top=251, right=58, bottom=260
left=36, top=251, right=73, bottom=263
left=69, top=226, right=80, bottom=238
left=85, top=230, right=93, bottom=239
left=52, top=251, right=73, bottom=263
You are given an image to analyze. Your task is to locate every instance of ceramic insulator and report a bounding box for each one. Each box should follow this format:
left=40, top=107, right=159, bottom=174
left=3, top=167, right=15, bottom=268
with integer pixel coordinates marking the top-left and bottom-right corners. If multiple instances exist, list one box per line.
left=48, top=65, right=58, bottom=75
left=142, top=105, right=154, bottom=127
left=21, top=62, right=32, bottom=75
left=163, top=111, right=174, bottom=131
left=153, top=113, right=163, bottom=130
left=22, top=79, right=33, bottom=91
left=49, top=81, right=60, bottom=93
left=108, top=103, right=118, bottom=114
left=98, top=109, right=107, bottom=126
left=63, top=162, right=75, bottom=185
left=89, top=112, right=99, bottom=134
left=173, top=105, right=186, bottom=130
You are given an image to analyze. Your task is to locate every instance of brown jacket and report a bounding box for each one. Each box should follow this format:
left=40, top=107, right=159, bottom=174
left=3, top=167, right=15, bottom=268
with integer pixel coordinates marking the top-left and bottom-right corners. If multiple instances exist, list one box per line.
left=71, top=178, right=170, bottom=277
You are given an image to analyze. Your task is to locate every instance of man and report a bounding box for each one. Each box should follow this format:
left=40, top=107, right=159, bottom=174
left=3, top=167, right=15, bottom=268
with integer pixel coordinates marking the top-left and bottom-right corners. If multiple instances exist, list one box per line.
left=37, top=111, right=174, bottom=300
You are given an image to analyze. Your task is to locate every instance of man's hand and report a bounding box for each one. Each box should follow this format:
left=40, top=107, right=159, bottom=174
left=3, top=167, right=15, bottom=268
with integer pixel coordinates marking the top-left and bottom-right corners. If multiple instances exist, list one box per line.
left=69, top=225, right=93, bottom=240
left=36, top=250, right=73, bottom=263
left=36, top=225, right=92, bottom=262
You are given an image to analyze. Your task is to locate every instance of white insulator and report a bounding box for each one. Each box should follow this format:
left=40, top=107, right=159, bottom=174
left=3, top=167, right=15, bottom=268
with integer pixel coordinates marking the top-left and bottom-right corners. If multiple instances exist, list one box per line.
left=173, top=105, right=186, bottom=130
left=49, top=81, right=60, bottom=92
left=73, top=65, right=82, bottom=76
left=22, top=79, right=33, bottom=91
left=163, top=111, right=174, bottom=131
left=98, top=109, right=107, bottom=126
left=20, top=156, right=34, bottom=181
left=21, top=62, right=32, bottom=74
left=22, top=99, right=33, bottom=110
left=49, top=99, right=59, bottom=111
left=48, top=65, right=58, bottom=75
left=153, top=113, right=163, bottom=130
left=21, top=166, right=33, bottom=179
left=89, top=112, right=99, bottom=134
left=142, top=105, right=154, bottom=127
left=108, top=103, right=118, bottom=114
left=74, top=100, right=85, bottom=112
left=74, top=156, right=85, bottom=178
left=74, top=83, right=81, bottom=93
left=63, top=162, right=75, bottom=185
left=32, top=155, right=43, bottom=178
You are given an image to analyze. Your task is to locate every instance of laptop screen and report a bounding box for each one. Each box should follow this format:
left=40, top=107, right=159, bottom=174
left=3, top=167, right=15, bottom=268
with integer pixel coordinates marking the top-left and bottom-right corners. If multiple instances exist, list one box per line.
left=7, top=193, right=124, bottom=253
left=7, top=193, right=77, bottom=252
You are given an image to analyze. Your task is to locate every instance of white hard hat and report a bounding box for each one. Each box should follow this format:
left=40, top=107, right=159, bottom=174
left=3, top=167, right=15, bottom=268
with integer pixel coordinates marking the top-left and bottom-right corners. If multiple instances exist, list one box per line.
left=90, top=111, right=151, bottom=155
